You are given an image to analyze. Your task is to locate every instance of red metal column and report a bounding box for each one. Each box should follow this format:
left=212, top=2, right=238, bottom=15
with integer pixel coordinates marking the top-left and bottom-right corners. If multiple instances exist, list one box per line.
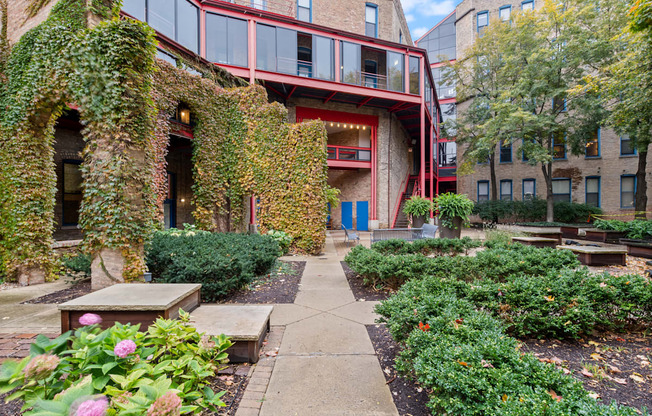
left=249, top=19, right=256, bottom=225
left=404, top=53, right=410, bottom=94
left=200, top=9, right=206, bottom=59
left=371, top=126, right=377, bottom=221
left=419, top=58, right=426, bottom=197
left=430, top=123, right=434, bottom=219
left=334, top=41, right=341, bottom=83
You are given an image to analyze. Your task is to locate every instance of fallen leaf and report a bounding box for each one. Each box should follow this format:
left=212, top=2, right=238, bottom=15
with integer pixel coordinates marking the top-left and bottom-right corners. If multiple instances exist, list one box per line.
left=502, top=394, right=508, bottom=402
left=581, top=368, right=594, bottom=378
left=613, top=377, right=627, bottom=385
left=590, top=353, right=603, bottom=361
left=630, top=373, right=645, bottom=383
left=544, top=295, right=555, bottom=302
left=588, top=392, right=600, bottom=400
left=481, top=359, right=494, bottom=368
left=548, top=390, right=562, bottom=402
left=457, top=361, right=469, bottom=367
left=607, top=364, right=621, bottom=374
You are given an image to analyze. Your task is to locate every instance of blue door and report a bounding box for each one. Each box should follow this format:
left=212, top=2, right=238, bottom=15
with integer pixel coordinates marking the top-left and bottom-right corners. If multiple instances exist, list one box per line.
left=341, top=202, right=353, bottom=230
left=356, top=201, right=369, bottom=231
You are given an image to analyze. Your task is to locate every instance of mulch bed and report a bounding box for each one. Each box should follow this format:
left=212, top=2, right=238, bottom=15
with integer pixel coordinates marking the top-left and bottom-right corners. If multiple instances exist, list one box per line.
left=21, top=280, right=92, bottom=305
left=341, top=261, right=391, bottom=301
left=521, top=333, right=651, bottom=411
left=367, top=324, right=430, bottom=416
left=205, top=363, right=252, bottom=415
left=221, top=261, right=305, bottom=304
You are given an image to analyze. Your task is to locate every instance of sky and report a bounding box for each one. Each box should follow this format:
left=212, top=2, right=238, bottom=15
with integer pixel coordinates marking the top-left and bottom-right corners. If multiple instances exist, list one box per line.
left=401, top=0, right=464, bottom=41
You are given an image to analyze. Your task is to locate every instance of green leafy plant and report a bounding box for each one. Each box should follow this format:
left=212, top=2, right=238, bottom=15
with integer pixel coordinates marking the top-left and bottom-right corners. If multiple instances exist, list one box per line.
left=0, top=310, right=233, bottom=414
left=473, top=199, right=601, bottom=224
left=402, top=196, right=433, bottom=222
left=266, top=229, right=293, bottom=255
left=435, top=192, right=474, bottom=229
left=325, top=185, right=341, bottom=210
left=595, top=219, right=652, bottom=240
left=61, top=251, right=92, bottom=278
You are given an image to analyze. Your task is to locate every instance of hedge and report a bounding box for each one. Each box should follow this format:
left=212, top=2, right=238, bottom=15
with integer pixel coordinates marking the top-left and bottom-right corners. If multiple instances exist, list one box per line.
left=473, top=198, right=602, bottom=224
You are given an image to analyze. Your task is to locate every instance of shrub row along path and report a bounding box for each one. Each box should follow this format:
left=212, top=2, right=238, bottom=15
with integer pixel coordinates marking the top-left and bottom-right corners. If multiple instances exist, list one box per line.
left=256, top=233, right=398, bottom=415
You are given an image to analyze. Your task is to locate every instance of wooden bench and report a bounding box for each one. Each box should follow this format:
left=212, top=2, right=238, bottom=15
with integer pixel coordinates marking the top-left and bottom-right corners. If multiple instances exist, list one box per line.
left=524, top=230, right=562, bottom=245
left=556, top=245, right=627, bottom=266
left=512, top=236, right=558, bottom=248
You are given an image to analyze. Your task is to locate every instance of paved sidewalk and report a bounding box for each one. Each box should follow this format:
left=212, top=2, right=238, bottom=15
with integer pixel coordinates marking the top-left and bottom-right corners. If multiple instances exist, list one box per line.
left=248, top=233, right=398, bottom=416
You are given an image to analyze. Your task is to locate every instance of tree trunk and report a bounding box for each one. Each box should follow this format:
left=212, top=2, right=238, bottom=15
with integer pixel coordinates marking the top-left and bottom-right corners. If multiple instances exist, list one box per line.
left=635, top=144, right=649, bottom=220
left=489, top=155, right=498, bottom=201
left=542, top=162, right=554, bottom=223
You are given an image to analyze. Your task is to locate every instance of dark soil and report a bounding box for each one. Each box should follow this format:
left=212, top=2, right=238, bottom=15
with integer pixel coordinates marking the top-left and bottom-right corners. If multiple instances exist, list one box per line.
left=521, top=333, right=651, bottom=411
left=367, top=324, right=430, bottom=416
left=21, top=280, right=91, bottom=304
left=205, top=363, right=252, bottom=415
left=0, top=392, right=23, bottom=415
left=341, top=261, right=392, bottom=301
left=221, top=261, right=305, bottom=304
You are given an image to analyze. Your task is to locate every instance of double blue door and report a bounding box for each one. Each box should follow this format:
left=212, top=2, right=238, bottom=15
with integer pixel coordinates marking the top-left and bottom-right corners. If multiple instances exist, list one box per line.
left=341, top=201, right=368, bottom=231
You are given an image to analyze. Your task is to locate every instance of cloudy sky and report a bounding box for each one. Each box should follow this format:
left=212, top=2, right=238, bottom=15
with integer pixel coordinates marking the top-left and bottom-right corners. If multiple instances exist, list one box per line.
left=401, top=0, right=463, bottom=41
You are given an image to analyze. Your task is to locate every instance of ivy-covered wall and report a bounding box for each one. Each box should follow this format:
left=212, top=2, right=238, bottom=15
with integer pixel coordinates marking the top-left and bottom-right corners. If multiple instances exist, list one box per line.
left=0, top=0, right=328, bottom=284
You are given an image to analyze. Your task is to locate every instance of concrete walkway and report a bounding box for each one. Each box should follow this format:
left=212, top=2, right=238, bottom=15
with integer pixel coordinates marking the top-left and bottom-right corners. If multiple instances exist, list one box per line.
left=255, top=234, right=398, bottom=416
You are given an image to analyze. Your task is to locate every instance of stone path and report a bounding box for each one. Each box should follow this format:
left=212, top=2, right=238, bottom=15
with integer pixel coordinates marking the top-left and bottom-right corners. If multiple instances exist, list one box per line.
left=237, top=233, right=398, bottom=416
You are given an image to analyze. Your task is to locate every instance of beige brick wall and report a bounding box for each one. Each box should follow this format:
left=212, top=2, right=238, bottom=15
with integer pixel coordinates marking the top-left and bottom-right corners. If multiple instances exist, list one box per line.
left=7, top=0, right=56, bottom=44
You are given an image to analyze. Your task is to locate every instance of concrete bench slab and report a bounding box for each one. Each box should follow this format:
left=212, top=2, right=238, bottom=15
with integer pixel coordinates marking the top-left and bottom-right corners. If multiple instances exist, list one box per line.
left=512, top=236, right=558, bottom=248
left=191, top=305, right=273, bottom=363
left=58, top=283, right=201, bottom=332
left=556, top=245, right=627, bottom=266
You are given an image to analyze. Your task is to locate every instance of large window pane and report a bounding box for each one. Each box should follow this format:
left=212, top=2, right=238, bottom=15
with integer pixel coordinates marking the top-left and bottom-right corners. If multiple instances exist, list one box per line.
left=523, top=179, right=535, bottom=200
left=122, top=0, right=145, bottom=20
left=277, top=27, right=298, bottom=75
left=341, top=41, right=361, bottom=85
left=621, top=135, right=636, bottom=155
left=63, top=162, right=82, bottom=225
left=256, top=24, right=276, bottom=71
left=621, top=176, right=636, bottom=208
left=438, top=142, right=456, bottom=167
left=298, top=0, right=311, bottom=22
left=500, top=180, right=512, bottom=201
left=228, top=18, right=248, bottom=67
left=409, top=56, right=420, bottom=94
left=586, top=177, right=600, bottom=207
left=314, top=36, right=334, bottom=80
left=552, top=178, right=571, bottom=202
left=177, top=0, right=199, bottom=53
left=148, top=0, right=175, bottom=39
left=206, top=14, right=227, bottom=64
left=478, top=181, right=489, bottom=202
left=365, top=4, right=377, bottom=37
left=387, top=51, right=404, bottom=92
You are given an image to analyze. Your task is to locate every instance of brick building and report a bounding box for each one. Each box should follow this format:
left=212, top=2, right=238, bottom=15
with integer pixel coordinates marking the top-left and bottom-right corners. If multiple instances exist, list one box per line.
left=418, top=0, right=652, bottom=216
left=6, top=0, right=441, bottom=235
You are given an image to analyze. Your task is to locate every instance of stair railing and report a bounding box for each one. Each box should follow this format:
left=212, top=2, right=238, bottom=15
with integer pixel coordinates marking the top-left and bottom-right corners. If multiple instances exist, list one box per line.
left=391, top=173, right=411, bottom=229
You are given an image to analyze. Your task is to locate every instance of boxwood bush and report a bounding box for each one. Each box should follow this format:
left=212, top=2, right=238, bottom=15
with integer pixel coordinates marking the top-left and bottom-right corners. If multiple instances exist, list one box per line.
left=146, top=229, right=280, bottom=301
left=370, top=237, right=481, bottom=257
left=473, top=199, right=601, bottom=224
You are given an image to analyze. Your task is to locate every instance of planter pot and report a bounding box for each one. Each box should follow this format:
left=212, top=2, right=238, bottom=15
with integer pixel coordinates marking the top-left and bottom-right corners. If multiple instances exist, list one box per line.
left=584, top=228, right=628, bottom=243
left=440, top=216, right=463, bottom=239
left=619, top=238, right=652, bottom=259
left=412, top=215, right=426, bottom=228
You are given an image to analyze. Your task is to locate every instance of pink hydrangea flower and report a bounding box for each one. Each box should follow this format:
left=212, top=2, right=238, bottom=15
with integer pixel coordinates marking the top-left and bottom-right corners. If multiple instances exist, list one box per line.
left=147, top=391, right=182, bottom=416
left=74, top=396, right=108, bottom=416
left=78, top=313, right=103, bottom=326
left=114, top=339, right=137, bottom=358
left=24, top=354, right=60, bottom=380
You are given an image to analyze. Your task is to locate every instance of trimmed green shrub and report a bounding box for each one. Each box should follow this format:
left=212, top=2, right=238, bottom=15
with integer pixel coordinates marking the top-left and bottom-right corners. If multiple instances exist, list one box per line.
left=146, top=230, right=280, bottom=301
left=61, top=251, right=92, bottom=278
left=595, top=219, right=652, bottom=240
left=553, top=202, right=602, bottom=223
left=473, top=199, right=601, bottom=224
left=370, top=237, right=481, bottom=256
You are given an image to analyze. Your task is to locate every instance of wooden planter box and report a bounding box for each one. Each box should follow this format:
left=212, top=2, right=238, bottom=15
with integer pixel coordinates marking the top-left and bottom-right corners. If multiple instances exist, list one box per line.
left=620, top=239, right=652, bottom=259
left=512, top=236, right=558, bottom=249
left=584, top=229, right=628, bottom=243
left=525, top=231, right=562, bottom=245
left=560, top=225, right=590, bottom=239
left=557, top=245, right=627, bottom=266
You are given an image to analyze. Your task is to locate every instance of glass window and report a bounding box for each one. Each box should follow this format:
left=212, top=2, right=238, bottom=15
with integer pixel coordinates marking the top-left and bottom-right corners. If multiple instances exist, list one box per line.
left=432, top=67, right=455, bottom=99
left=206, top=14, right=227, bottom=64
left=586, top=177, right=600, bottom=207
left=251, top=0, right=267, bottom=10
left=421, top=12, right=456, bottom=63
left=387, top=51, right=404, bottom=92
left=621, top=134, right=636, bottom=155
left=522, top=0, right=534, bottom=11
left=500, top=140, right=512, bottom=163
left=148, top=0, right=175, bottom=39
left=500, top=180, right=512, bottom=201
left=298, top=0, right=311, bottom=22
left=63, top=161, right=83, bottom=226
left=177, top=0, right=199, bottom=53
left=552, top=178, right=571, bottom=203
left=585, top=129, right=600, bottom=157
left=553, top=133, right=566, bottom=159
left=441, top=103, right=456, bottom=138
left=438, top=142, right=457, bottom=167
left=621, top=175, right=636, bottom=208
left=256, top=24, right=276, bottom=71
left=313, top=35, right=334, bottom=81
left=156, top=49, right=177, bottom=65
left=341, top=41, right=361, bottom=85
left=409, top=56, right=420, bottom=94
left=477, top=11, right=488, bottom=34
left=523, top=179, right=535, bottom=200
left=122, top=0, right=145, bottom=20
left=276, top=27, right=298, bottom=75
left=365, top=4, right=378, bottom=37
left=478, top=181, right=489, bottom=202
left=499, top=6, right=511, bottom=21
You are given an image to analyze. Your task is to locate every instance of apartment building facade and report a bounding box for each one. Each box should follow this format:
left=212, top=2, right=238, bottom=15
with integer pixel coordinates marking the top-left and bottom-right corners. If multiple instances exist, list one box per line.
left=419, top=0, right=651, bottom=216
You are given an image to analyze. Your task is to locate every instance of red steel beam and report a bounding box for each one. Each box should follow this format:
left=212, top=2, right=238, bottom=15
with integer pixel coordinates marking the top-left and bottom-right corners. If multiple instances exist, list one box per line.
left=357, top=96, right=373, bottom=108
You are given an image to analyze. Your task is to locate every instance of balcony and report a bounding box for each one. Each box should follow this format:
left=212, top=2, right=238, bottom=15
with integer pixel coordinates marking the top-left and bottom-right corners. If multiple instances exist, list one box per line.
left=327, top=145, right=372, bottom=169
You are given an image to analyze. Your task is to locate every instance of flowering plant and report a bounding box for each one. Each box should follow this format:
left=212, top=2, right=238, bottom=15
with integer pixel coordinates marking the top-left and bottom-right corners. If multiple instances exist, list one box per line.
left=0, top=310, right=232, bottom=414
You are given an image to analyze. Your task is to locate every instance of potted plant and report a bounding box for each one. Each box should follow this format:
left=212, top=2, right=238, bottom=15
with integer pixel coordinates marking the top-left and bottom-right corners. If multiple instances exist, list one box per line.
left=435, top=192, right=474, bottom=239
left=403, top=196, right=433, bottom=228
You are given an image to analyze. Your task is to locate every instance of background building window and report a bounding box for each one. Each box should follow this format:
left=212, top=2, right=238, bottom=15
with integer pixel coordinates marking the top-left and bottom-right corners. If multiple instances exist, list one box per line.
left=62, top=161, right=83, bottom=226
left=387, top=51, right=405, bottom=92
left=552, top=178, right=571, bottom=202
left=499, top=6, right=511, bottom=21
left=621, top=175, right=636, bottom=208
left=585, top=129, right=600, bottom=157
left=297, top=0, right=311, bottom=22
left=500, top=180, right=513, bottom=201
left=553, top=133, right=566, bottom=159
left=586, top=177, right=600, bottom=207
left=478, top=181, right=489, bottom=202
left=621, top=134, right=636, bottom=155
left=522, top=0, right=534, bottom=11
left=418, top=12, right=455, bottom=64
left=365, top=4, right=378, bottom=38
left=438, top=142, right=457, bottom=167
left=477, top=11, right=489, bottom=35
left=523, top=179, right=535, bottom=200
left=500, top=140, right=512, bottom=163
left=140, top=0, right=199, bottom=53
left=251, top=0, right=267, bottom=10
left=122, top=0, right=145, bottom=20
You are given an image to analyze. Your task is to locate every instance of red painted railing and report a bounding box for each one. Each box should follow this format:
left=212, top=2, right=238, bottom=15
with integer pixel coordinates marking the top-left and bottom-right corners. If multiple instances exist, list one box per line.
left=327, top=145, right=371, bottom=162
left=390, top=173, right=411, bottom=229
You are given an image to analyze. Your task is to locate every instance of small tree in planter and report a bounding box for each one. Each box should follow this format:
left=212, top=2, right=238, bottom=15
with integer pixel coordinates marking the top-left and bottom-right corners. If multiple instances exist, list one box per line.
left=403, top=196, right=433, bottom=228
left=435, top=193, right=474, bottom=239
